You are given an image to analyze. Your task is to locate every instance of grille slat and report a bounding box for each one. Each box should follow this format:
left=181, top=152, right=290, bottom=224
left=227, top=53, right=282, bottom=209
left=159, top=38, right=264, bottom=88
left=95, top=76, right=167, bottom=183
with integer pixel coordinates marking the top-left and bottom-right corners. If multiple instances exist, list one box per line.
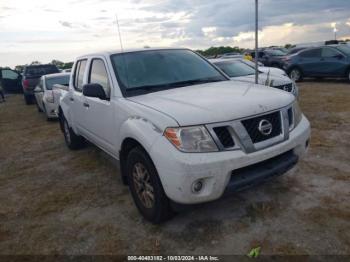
left=213, top=126, right=235, bottom=148
left=241, top=111, right=282, bottom=143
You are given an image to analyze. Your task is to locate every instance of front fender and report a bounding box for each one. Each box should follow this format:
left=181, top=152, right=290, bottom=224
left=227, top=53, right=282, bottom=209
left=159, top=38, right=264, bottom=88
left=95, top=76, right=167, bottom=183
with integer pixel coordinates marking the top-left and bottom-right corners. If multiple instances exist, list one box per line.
left=118, top=116, right=164, bottom=153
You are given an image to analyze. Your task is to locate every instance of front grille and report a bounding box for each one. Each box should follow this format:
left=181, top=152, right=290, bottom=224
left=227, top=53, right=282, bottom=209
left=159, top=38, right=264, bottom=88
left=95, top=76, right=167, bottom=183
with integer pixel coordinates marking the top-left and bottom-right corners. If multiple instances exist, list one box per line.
left=287, top=107, right=293, bottom=127
left=274, top=83, right=293, bottom=93
left=241, top=111, right=282, bottom=144
left=213, top=126, right=235, bottom=148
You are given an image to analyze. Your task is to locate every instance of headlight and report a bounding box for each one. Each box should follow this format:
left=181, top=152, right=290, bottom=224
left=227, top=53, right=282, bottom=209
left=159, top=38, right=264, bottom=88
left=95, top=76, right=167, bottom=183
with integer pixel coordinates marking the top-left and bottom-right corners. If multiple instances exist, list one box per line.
left=292, top=82, right=299, bottom=98
left=293, top=100, right=303, bottom=127
left=164, top=126, right=218, bottom=153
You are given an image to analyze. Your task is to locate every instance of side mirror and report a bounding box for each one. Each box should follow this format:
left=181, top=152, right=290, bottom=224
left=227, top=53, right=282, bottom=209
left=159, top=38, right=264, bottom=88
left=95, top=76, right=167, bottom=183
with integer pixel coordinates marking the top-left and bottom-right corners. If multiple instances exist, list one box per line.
left=83, top=83, right=107, bottom=100
left=34, top=86, right=42, bottom=93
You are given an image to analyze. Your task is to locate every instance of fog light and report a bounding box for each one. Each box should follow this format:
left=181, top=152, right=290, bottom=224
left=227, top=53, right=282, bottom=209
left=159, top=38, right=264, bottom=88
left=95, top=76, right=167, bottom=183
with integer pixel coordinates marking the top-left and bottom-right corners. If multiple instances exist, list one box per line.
left=192, top=180, right=204, bottom=193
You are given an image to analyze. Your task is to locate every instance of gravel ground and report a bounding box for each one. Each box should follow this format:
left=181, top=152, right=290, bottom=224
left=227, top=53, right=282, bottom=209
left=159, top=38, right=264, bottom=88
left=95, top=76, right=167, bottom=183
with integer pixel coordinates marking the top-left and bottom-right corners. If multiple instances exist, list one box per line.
left=0, top=81, right=349, bottom=256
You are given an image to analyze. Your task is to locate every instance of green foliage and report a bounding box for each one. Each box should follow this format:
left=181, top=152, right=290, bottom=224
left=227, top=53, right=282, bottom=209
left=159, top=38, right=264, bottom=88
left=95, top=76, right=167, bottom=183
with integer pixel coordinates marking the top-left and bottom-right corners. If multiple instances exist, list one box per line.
left=196, top=46, right=244, bottom=57
left=247, top=246, right=261, bottom=258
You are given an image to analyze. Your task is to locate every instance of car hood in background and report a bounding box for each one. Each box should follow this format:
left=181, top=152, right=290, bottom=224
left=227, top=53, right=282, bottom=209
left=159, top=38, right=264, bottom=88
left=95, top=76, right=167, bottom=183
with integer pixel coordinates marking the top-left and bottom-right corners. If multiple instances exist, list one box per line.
left=128, top=81, right=294, bottom=126
left=231, top=73, right=292, bottom=87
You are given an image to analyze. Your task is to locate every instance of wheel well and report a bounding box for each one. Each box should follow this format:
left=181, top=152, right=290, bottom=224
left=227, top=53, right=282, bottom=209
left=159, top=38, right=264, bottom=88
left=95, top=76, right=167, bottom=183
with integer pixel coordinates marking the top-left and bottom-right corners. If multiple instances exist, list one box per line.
left=287, top=66, right=303, bottom=75
left=119, top=138, right=146, bottom=185
left=58, top=107, right=64, bottom=132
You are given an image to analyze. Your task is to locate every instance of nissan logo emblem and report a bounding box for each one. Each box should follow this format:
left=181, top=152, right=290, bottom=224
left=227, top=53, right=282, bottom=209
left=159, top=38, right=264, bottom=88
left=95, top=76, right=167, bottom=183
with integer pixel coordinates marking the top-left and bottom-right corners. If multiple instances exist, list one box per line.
left=258, top=119, right=273, bottom=136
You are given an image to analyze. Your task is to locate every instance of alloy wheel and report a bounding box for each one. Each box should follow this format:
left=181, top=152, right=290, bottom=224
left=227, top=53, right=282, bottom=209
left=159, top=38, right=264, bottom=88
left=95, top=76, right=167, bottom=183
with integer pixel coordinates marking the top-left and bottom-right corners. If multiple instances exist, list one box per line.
left=132, top=162, right=155, bottom=209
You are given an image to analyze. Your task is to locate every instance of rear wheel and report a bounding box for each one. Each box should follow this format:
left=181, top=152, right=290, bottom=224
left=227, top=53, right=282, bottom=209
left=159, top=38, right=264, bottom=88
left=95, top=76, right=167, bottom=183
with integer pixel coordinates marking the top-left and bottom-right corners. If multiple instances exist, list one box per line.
left=289, top=68, right=303, bottom=82
left=126, top=147, right=173, bottom=224
left=63, top=118, right=85, bottom=150
left=24, top=94, right=32, bottom=105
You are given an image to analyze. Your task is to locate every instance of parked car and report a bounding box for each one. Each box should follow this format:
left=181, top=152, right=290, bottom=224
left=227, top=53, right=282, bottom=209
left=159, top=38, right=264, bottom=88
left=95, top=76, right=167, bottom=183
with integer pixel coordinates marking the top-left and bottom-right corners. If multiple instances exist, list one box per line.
left=287, top=47, right=307, bottom=55
left=22, top=64, right=60, bottom=104
left=236, top=58, right=287, bottom=77
left=283, top=45, right=350, bottom=82
left=34, top=73, right=70, bottom=119
left=250, top=49, right=287, bottom=68
left=58, top=48, right=310, bottom=223
left=0, top=68, right=22, bottom=93
left=210, top=58, right=298, bottom=96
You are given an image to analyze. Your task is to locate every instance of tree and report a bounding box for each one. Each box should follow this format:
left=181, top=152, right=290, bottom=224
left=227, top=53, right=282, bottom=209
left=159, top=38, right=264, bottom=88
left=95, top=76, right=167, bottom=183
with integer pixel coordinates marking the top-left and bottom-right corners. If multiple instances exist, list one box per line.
left=30, top=61, right=41, bottom=65
left=51, top=59, right=64, bottom=68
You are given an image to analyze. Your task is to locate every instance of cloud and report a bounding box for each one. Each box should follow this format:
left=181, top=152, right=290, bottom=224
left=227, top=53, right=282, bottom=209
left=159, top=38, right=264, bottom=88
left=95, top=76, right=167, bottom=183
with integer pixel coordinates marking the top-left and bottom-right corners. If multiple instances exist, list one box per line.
left=59, top=21, right=73, bottom=28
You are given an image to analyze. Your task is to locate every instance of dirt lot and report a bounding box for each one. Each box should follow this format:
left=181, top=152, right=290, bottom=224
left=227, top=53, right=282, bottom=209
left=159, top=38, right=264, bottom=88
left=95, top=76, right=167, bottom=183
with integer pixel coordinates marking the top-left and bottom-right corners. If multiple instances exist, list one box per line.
left=0, top=81, right=349, bottom=256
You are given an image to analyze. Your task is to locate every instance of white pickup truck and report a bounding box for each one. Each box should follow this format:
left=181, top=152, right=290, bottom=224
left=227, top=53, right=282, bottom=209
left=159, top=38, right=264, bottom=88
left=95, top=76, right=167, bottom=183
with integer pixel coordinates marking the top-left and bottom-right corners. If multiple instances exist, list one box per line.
left=58, top=48, right=311, bottom=223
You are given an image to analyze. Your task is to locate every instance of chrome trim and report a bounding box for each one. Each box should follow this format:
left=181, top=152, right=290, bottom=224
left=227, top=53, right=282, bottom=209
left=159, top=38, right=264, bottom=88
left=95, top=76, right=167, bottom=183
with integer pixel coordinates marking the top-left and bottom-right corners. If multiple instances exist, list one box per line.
left=206, top=106, right=292, bottom=154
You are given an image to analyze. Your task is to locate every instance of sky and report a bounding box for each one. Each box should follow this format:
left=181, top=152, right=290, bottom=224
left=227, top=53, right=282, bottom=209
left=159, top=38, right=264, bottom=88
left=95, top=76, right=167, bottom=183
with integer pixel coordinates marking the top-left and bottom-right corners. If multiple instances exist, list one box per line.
left=1, top=0, right=350, bottom=68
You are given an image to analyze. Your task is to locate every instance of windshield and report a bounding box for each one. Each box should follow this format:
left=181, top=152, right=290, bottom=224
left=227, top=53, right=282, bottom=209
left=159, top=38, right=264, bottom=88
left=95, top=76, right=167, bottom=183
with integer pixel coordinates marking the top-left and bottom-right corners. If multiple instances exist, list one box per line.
left=337, top=45, right=350, bottom=56
left=215, top=61, right=255, bottom=77
left=25, top=65, right=60, bottom=76
left=265, top=50, right=286, bottom=56
left=46, top=75, right=70, bottom=90
left=110, top=49, right=227, bottom=96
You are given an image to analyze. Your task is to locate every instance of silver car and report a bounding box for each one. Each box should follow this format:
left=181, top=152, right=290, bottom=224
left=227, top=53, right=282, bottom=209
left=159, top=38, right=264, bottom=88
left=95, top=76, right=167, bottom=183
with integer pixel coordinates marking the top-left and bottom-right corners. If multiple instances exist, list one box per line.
left=210, top=58, right=298, bottom=97
left=34, top=73, right=70, bottom=120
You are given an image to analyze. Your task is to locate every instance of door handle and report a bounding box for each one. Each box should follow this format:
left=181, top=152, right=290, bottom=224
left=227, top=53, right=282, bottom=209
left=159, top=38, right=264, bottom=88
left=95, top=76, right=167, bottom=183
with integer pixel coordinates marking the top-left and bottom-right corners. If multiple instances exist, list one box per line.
left=83, top=102, right=90, bottom=108
left=70, top=97, right=74, bottom=102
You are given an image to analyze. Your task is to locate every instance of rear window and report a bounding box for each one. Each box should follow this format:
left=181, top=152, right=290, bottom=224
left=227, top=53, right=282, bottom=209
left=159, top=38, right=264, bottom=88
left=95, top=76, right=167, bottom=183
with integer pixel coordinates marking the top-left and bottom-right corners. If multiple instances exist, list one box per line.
left=24, top=65, right=59, bottom=76
left=300, top=48, right=321, bottom=58
left=45, top=75, right=70, bottom=90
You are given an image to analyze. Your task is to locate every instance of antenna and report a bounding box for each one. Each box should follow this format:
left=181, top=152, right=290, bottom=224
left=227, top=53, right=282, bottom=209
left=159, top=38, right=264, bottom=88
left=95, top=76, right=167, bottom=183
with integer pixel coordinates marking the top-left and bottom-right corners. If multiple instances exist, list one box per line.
left=115, top=14, right=124, bottom=53
left=115, top=13, right=130, bottom=89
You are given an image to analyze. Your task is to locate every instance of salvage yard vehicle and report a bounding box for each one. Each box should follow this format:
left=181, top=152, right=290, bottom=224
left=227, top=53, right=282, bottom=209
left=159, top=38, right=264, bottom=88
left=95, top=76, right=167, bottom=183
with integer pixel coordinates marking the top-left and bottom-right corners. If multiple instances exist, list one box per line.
left=22, top=64, right=60, bottom=104
left=210, top=58, right=298, bottom=97
left=58, top=48, right=311, bottom=223
left=250, top=49, right=287, bottom=68
left=0, top=68, right=22, bottom=93
left=283, top=45, right=350, bottom=82
left=34, top=73, right=70, bottom=120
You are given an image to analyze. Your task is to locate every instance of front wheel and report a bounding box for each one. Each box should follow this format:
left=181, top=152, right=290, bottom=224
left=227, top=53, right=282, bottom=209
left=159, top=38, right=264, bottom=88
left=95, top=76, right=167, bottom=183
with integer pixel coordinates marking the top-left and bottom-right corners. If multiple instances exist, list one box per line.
left=289, top=68, right=303, bottom=82
left=63, top=118, right=85, bottom=150
left=126, top=147, right=173, bottom=224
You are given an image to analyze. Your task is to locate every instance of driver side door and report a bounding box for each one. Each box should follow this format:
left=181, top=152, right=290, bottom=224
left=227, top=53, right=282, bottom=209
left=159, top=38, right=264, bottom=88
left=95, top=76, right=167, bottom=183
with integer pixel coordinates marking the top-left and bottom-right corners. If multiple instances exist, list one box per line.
left=82, top=58, right=116, bottom=156
left=0, top=69, right=22, bottom=92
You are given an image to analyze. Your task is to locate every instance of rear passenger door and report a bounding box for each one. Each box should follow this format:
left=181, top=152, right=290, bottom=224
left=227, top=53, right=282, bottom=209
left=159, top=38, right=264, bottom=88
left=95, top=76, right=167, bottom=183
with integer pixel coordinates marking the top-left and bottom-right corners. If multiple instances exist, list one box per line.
left=320, top=47, right=347, bottom=76
left=83, top=58, right=116, bottom=155
left=71, top=59, right=88, bottom=133
left=298, top=48, right=322, bottom=76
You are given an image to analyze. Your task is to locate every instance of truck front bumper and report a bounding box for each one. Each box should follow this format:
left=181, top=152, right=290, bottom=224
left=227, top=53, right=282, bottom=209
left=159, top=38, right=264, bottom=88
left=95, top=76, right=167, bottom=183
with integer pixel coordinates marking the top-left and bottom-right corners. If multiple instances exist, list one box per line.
left=150, top=115, right=311, bottom=204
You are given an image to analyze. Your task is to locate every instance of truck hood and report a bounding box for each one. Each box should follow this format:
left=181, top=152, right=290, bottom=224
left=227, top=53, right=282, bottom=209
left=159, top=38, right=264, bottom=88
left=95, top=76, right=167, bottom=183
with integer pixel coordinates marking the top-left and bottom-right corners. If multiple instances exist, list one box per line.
left=127, top=81, right=294, bottom=126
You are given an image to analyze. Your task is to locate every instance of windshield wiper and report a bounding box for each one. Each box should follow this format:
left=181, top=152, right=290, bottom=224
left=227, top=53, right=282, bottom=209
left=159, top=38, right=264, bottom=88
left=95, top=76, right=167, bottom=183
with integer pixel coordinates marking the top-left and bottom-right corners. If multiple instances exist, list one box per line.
left=127, top=78, right=225, bottom=92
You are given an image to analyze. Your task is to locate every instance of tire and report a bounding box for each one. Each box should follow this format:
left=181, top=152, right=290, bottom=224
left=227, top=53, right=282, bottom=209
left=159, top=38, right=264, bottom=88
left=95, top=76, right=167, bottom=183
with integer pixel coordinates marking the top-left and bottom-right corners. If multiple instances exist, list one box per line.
left=126, top=147, right=173, bottom=224
left=63, top=117, right=85, bottom=150
left=289, top=67, right=303, bottom=82
left=43, top=104, right=51, bottom=121
left=24, top=94, right=32, bottom=105
left=347, top=69, right=350, bottom=82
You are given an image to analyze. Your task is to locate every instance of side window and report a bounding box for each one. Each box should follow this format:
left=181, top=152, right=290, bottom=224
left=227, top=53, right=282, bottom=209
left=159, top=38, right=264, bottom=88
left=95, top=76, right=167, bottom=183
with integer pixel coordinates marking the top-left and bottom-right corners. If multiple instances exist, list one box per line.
left=73, top=59, right=87, bottom=92
left=300, top=48, right=321, bottom=58
left=322, top=48, right=341, bottom=58
left=258, top=52, right=265, bottom=58
left=2, top=69, right=19, bottom=80
left=88, top=59, right=111, bottom=99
